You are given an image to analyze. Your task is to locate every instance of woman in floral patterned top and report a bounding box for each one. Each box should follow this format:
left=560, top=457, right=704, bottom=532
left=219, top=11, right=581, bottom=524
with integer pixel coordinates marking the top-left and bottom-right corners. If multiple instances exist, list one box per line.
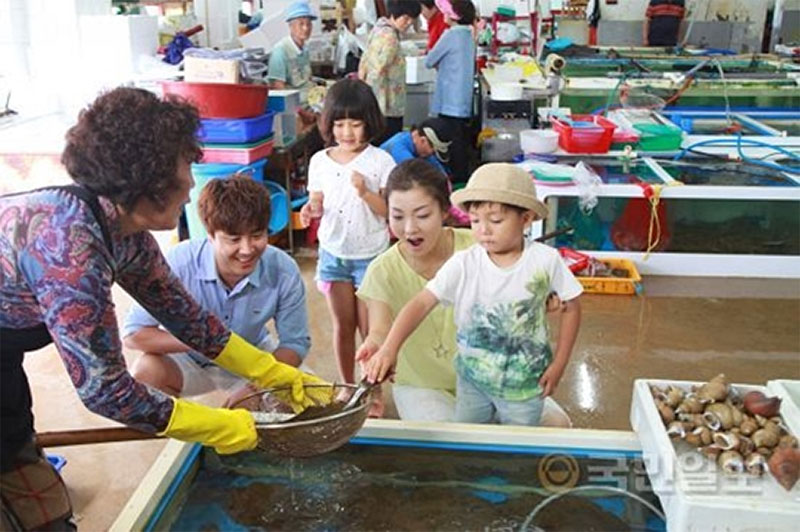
left=0, top=87, right=328, bottom=530
left=358, top=0, right=421, bottom=144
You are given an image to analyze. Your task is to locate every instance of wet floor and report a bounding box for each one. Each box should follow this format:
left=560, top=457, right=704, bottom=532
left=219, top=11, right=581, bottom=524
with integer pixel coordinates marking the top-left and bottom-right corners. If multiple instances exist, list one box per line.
left=553, top=277, right=800, bottom=430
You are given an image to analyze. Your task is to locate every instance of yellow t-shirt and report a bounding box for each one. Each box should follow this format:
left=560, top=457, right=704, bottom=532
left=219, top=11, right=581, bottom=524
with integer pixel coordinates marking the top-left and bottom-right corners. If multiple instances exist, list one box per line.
left=356, top=228, right=474, bottom=391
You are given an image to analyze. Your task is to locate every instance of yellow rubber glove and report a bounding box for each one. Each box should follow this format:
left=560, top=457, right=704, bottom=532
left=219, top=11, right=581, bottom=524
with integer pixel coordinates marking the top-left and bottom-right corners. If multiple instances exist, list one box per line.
left=157, top=397, right=257, bottom=454
left=215, top=332, right=333, bottom=413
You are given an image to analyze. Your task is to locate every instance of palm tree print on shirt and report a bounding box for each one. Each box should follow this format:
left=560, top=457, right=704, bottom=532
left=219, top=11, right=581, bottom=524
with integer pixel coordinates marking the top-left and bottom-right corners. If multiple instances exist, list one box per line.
left=456, top=271, right=553, bottom=400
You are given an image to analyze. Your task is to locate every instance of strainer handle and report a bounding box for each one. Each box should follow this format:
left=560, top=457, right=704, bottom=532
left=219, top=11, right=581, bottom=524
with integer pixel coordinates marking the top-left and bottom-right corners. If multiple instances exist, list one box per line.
left=37, top=427, right=159, bottom=447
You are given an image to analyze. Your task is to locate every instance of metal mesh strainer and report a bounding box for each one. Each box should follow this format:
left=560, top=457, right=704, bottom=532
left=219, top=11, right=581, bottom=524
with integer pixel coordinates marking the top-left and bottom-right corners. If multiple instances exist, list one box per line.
left=232, top=383, right=372, bottom=458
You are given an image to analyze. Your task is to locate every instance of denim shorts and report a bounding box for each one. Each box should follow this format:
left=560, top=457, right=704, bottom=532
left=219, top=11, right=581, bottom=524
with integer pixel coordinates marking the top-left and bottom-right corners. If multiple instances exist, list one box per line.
left=454, top=372, right=544, bottom=426
left=316, top=248, right=374, bottom=288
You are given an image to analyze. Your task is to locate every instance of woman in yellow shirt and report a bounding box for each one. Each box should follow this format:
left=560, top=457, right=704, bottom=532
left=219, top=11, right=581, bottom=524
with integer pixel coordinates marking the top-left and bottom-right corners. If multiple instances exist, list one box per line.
left=356, top=159, right=570, bottom=425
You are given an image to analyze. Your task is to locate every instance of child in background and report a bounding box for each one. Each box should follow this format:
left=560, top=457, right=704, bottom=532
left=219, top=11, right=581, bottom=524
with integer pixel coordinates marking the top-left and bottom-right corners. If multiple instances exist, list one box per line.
left=358, top=0, right=421, bottom=144
left=365, top=163, right=582, bottom=425
left=301, top=79, right=396, bottom=383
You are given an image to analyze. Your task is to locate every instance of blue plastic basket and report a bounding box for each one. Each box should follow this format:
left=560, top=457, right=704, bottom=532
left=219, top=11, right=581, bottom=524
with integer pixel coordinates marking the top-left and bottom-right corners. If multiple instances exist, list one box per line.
left=47, top=454, right=67, bottom=473
left=264, top=180, right=289, bottom=236
left=197, top=111, right=276, bottom=144
left=186, top=159, right=268, bottom=239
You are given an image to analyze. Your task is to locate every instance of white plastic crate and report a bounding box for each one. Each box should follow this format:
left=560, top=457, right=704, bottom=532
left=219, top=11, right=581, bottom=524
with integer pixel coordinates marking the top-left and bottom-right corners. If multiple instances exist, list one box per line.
left=630, top=378, right=800, bottom=532
left=405, top=56, right=435, bottom=85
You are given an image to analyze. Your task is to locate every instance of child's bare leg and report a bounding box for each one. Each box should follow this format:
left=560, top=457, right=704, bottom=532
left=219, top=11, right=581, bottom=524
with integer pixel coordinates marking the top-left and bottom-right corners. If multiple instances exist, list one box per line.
left=325, top=281, right=358, bottom=383
left=356, top=297, right=369, bottom=341
left=354, top=296, right=384, bottom=416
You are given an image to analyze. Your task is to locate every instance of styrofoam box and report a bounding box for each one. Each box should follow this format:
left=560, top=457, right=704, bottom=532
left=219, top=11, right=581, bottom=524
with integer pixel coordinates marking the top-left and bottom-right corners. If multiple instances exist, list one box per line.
left=630, top=378, right=800, bottom=532
left=267, top=90, right=302, bottom=113
left=405, top=56, right=435, bottom=85
left=768, top=380, right=800, bottom=434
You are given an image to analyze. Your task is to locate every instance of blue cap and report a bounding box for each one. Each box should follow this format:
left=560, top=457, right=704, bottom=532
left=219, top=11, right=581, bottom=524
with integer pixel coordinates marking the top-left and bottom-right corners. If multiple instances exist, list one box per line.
left=285, top=1, right=318, bottom=22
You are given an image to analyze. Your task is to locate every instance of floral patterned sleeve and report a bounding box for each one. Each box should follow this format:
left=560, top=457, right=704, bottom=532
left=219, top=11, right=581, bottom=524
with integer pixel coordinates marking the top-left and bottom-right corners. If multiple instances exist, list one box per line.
left=362, top=27, right=398, bottom=80
left=370, top=30, right=399, bottom=78
left=115, top=232, right=229, bottom=357
left=0, top=190, right=229, bottom=433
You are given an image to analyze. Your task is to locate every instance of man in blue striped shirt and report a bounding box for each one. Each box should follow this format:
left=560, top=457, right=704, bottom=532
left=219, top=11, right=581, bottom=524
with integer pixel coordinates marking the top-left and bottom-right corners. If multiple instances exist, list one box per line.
left=123, top=176, right=311, bottom=399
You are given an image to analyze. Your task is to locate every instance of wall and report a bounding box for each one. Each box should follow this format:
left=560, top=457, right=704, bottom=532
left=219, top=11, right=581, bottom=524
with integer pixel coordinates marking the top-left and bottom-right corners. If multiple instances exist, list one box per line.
left=1, top=0, right=131, bottom=116
left=596, top=0, right=770, bottom=51
left=237, top=0, right=324, bottom=53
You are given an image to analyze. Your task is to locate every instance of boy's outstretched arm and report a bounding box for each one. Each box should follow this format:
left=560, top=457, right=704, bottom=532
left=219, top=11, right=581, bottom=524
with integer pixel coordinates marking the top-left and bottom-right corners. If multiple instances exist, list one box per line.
left=364, top=289, right=440, bottom=383
left=355, top=299, right=394, bottom=364
left=539, top=298, right=582, bottom=396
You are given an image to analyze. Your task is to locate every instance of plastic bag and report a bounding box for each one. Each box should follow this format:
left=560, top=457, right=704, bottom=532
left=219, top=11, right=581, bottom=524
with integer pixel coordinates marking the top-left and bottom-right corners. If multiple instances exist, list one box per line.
left=335, top=26, right=364, bottom=73
left=496, top=22, right=521, bottom=45
left=611, top=184, right=671, bottom=253
left=572, top=161, right=602, bottom=213
left=561, top=204, right=606, bottom=250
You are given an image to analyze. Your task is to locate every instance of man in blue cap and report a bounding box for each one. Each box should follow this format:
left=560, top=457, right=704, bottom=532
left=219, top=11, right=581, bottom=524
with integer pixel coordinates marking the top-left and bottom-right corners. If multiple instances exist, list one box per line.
left=267, top=1, right=317, bottom=89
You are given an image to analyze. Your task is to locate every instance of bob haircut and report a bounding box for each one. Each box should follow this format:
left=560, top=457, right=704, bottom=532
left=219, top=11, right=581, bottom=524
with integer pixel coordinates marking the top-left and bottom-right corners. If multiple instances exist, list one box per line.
left=319, top=79, right=386, bottom=146
left=61, top=87, right=202, bottom=211
left=387, top=0, right=422, bottom=19
left=385, top=158, right=451, bottom=213
left=450, top=0, right=476, bottom=25
left=197, top=175, right=271, bottom=235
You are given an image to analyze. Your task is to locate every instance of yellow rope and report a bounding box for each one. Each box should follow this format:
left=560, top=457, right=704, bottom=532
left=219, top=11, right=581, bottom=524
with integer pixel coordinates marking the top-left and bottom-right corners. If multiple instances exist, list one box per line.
left=643, top=184, right=662, bottom=260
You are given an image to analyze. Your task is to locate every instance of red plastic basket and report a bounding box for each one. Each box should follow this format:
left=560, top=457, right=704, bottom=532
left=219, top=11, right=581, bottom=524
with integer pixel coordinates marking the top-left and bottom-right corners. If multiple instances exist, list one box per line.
left=551, top=114, right=617, bottom=153
left=160, top=81, right=269, bottom=119
left=558, top=247, right=591, bottom=273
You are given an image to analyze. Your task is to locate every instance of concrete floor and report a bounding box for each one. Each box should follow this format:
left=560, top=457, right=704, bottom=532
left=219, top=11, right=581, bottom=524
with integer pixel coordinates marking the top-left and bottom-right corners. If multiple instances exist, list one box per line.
left=25, top=253, right=800, bottom=530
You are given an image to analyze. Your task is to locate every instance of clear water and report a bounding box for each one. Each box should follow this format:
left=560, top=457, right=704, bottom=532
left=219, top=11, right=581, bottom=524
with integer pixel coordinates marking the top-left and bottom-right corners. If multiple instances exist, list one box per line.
left=164, top=444, right=664, bottom=531
left=659, top=161, right=799, bottom=187
left=586, top=161, right=665, bottom=185
left=553, top=196, right=800, bottom=255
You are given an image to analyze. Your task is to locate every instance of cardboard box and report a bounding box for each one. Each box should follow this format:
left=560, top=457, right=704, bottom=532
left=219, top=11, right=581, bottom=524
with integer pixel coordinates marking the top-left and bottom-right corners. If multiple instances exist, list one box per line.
left=184, top=56, right=240, bottom=84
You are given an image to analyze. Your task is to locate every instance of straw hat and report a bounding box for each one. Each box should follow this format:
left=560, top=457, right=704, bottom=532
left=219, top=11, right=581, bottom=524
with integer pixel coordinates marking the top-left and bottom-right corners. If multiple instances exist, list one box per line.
left=451, top=163, right=549, bottom=219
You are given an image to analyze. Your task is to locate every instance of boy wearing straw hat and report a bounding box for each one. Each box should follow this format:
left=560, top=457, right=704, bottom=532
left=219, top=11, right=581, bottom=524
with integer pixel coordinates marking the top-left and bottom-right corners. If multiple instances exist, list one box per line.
left=365, top=163, right=582, bottom=425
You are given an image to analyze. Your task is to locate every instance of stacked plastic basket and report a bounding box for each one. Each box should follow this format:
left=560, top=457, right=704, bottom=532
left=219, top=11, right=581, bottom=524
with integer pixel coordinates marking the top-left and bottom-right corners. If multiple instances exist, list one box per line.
left=161, top=81, right=287, bottom=239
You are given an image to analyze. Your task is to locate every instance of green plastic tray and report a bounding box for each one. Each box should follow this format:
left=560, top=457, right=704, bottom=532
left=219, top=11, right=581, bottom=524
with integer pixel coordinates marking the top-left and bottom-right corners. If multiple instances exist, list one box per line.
left=201, top=133, right=274, bottom=150
left=633, top=123, right=682, bottom=152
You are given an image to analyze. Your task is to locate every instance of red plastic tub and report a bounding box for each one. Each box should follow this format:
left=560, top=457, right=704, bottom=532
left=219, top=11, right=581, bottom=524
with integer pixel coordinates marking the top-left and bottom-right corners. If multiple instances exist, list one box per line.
left=551, top=114, right=617, bottom=154
left=160, top=81, right=269, bottom=119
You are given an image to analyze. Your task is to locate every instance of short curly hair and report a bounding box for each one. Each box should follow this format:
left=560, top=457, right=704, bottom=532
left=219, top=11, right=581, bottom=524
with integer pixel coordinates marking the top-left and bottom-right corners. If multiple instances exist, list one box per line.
left=197, top=175, right=271, bottom=235
left=61, top=87, right=202, bottom=211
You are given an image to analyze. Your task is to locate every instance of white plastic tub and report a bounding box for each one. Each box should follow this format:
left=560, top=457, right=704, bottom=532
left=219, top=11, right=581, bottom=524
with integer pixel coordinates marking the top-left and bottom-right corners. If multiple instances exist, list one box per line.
left=491, top=83, right=523, bottom=101
left=520, top=129, right=559, bottom=154
left=630, top=378, right=800, bottom=532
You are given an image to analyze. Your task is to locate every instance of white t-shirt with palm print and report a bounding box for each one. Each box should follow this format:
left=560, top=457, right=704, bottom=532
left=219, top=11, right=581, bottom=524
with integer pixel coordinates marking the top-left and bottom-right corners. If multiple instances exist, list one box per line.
left=426, top=241, right=583, bottom=401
